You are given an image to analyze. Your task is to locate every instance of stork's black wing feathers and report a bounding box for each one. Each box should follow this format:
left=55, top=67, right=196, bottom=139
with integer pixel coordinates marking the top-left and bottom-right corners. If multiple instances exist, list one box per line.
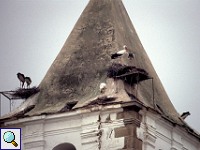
left=111, top=53, right=123, bottom=59
left=128, top=53, right=134, bottom=58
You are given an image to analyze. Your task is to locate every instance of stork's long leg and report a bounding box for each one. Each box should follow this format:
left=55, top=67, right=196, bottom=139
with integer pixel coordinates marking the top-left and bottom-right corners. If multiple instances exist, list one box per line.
left=22, top=82, right=24, bottom=88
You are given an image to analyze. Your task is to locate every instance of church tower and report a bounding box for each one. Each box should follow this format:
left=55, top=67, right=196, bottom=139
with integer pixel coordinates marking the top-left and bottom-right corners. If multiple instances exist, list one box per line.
left=1, top=0, right=199, bottom=150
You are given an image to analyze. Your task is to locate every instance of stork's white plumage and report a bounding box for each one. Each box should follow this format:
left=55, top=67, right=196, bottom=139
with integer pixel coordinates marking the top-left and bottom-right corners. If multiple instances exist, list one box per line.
left=111, top=45, right=135, bottom=59
left=25, top=77, right=32, bottom=88
left=117, top=45, right=128, bottom=54
left=100, top=82, right=107, bottom=93
left=111, top=45, right=127, bottom=59
left=17, top=72, right=25, bottom=88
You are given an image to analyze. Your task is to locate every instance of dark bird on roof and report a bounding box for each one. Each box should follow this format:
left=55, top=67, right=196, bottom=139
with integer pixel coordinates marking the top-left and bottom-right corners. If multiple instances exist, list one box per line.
left=25, top=77, right=32, bottom=88
left=17, top=73, right=25, bottom=88
left=180, top=111, right=190, bottom=120
left=111, top=45, right=135, bottom=59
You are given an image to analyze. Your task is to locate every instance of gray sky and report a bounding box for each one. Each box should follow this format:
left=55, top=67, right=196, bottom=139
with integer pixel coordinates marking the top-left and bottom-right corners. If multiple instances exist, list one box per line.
left=0, top=0, right=200, bottom=132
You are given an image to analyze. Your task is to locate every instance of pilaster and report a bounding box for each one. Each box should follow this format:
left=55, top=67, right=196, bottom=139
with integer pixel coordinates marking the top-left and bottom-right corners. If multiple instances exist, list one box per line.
left=171, top=128, right=183, bottom=150
left=23, top=120, right=45, bottom=150
left=81, top=112, right=101, bottom=150
left=81, top=109, right=125, bottom=150
left=138, top=110, right=157, bottom=150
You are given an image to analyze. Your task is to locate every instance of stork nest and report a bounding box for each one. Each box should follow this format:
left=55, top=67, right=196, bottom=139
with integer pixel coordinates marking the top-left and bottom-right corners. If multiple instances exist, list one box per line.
left=107, top=63, right=151, bottom=84
left=11, top=87, right=40, bottom=99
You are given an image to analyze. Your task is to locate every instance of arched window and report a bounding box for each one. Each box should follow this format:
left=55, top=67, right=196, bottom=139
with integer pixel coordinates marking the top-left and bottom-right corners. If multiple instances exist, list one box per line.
left=52, top=143, right=76, bottom=150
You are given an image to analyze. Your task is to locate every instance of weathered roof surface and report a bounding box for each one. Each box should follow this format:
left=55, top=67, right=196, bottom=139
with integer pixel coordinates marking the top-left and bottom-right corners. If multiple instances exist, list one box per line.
left=0, top=0, right=197, bottom=136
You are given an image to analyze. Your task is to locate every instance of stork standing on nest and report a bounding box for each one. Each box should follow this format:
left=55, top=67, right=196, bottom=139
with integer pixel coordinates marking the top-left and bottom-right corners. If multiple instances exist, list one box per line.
left=25, top=77, right=32, bottom=88
left=111, top=45, right=135, bottom=59
left=17, top=73, right=25, bottom=88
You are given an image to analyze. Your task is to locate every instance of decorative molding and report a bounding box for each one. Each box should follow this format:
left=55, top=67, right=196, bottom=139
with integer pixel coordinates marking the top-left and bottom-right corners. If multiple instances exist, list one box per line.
left=156, top=131, right=171, bottom=144
left=145, top=132, right=157, bottom=143
left=81, top=122, right=100, bottom=130
left=24, top=140, right=45, bottom=149
left=123, top=117, right=141, bottom=126
left=23, top=126, right=82, bottom=141
left=81, top=129, right=100, bottom=139
left=24, top=132, right=44, bottom=139
left=143, top=130, right=157, bottom=149
left=171, top=139, right=183, bottom=150
left=81, top=119, right=124, bottom=131
left=44, top=126, right=81, bottom=137
left=147, top=124, right=156, bottom=134
left=81, top=120, right=101, bottom=149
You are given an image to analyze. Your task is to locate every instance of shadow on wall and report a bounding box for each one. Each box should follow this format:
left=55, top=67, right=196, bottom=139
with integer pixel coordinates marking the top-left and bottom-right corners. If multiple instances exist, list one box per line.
left=52, top=143, right=76, bottom=150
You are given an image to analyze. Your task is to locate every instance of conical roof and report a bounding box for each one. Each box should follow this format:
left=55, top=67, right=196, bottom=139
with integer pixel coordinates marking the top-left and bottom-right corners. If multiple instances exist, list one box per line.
left=0, top=0, right=184, bottom=126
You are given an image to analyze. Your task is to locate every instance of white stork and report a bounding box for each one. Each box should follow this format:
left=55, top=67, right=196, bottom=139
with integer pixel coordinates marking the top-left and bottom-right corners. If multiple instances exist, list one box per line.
left=25, top=77, right=32, bottom=88
left=180, top=111, right=190, bottom=120
left=111, top=45, right=135, bottom=59
left=17, top=73, right=25, bottom=88
left=100, top=82, right=107, bottom=93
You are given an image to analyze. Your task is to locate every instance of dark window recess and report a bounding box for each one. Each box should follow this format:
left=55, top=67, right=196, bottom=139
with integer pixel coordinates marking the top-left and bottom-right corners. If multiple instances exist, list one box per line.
left=59, top=101, right=78, bottom=112
left=52, top=143, right=76, bottom=150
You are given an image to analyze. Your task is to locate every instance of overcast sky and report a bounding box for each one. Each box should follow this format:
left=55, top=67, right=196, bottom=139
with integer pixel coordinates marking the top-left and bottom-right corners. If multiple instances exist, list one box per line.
left=0, top=0, right=200, bottom=132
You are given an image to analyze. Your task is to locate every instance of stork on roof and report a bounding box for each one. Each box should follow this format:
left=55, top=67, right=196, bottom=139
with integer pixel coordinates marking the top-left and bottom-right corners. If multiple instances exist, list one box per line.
left=100, top=83, right=107, bottom=93
left=180, top=111, right=191, bottom=120
left=111, top=45, right=135, bottom=59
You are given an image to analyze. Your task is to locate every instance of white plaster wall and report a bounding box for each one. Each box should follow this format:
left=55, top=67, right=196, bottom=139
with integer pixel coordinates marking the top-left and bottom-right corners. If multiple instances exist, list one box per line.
left=156, top=138, right=171, bottom=150
left=4, top=107, right=125, bottom=150
left=44, top=131, right=81, bottom=150
left=43, top=115, right=82, bottom=150
left=98, top=111, right=125, bottom=150
left=80, top=109, right=125, bottom=150
left=137, top=110, right=200, bottom=150
left=17, top=115, right=81, bottom=150
left=5, top=106, right=199, bottom=150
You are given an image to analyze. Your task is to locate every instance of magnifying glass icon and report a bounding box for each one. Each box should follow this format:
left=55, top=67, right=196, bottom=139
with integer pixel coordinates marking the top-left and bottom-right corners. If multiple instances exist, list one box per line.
left=3, top=131, right=18, bottom=147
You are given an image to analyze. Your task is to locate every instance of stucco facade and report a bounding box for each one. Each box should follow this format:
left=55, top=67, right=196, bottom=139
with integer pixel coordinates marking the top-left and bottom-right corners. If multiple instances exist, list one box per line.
left=2, top=103, right=200, bottom=150
left=138, top=109, right=200, bottom=150
left=3, top=104, right=142, bottom=150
